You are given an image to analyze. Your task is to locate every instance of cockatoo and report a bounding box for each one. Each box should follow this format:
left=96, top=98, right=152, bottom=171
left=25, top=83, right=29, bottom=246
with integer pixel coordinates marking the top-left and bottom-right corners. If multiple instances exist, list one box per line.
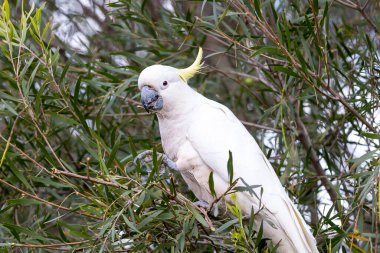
left=137, top=48, right=318, bottom=252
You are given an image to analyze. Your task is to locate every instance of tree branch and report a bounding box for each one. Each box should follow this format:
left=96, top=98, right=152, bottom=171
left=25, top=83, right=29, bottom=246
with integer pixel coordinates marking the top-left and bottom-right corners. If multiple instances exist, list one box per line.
left=230, top=0, right=377, bottom=133
left=53, top=169, right=124, bottom=188
left=294, top=109, right=342, bottom=212
left=6, top=239, right=94, bottom=250
left=335, top=0, right=380, bottom=35
left=240, top=120, right=282, bottom=133
left=0, top=177, right=101, bottom=220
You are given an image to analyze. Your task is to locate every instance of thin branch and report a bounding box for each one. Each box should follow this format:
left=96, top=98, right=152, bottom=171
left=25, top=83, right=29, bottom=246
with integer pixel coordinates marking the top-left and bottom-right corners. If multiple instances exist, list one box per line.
left=208, top=179, right=239, bottom=212
left=0, top=177, right=101, bottom=220
left=53, top=169, right=125, bottom=188
left=241, top=120, right=282, bottom=133
left=0, top=115, right=20, bottom=167
left=335, top=0, right=380, bottom=35
left=358, top=8, right=380, bottom=35
left=335, top=0, right=358, bottom=9
left=7, top=239, right=94, bottom=250
left=30, top=117, right=70, bottom=172
left=294, top=108, right=342, bottom=212
left=230, top=0, right=377, bottom=133
left=0, top=134, right=72, bottom=184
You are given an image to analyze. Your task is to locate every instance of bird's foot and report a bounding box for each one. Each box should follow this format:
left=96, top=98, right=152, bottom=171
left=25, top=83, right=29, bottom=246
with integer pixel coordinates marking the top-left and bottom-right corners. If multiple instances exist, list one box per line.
left=133, top=150, right=153, bottom=165
left=134, top=150, right=178, bottom=171
left=161, top=154, right=178, bottom=171
left=193, top=200, right=210, bottom=209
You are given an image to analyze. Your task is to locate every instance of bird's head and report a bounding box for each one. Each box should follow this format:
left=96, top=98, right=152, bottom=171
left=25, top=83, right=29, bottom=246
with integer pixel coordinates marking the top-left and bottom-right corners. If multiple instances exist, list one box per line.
left=137, top=48, right=203, bottom=113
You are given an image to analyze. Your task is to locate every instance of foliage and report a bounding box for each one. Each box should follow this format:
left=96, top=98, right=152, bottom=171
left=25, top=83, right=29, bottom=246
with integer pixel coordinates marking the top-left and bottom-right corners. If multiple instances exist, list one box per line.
left=0, top=0, right=379, bottom=252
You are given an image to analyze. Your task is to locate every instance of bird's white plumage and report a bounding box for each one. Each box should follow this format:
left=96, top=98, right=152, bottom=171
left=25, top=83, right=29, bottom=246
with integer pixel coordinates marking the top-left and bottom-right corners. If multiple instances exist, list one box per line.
left=185, top=97, right=317, bottom=252
left=138, top=60, right=318, bottom=252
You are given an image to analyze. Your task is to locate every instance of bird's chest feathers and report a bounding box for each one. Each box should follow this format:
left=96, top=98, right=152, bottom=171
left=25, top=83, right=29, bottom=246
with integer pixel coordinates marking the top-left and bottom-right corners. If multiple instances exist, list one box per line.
left=158, top=117, right=217, bottom=202
left=159, top=121, right=203, bottom=170
left=175, top=140, right=216, bottom=203
left=159, top=116, right=202, bottom=169
left=158, top=118, right=187, bottom=159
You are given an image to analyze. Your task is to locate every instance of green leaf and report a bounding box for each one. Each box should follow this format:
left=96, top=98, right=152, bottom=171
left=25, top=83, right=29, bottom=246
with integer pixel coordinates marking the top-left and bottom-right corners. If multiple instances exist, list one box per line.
left=7, top=198, right=41, bottom=206
left=7, top=160, right=34, bottom=193
left=208, top=171, right=216, bottom=198
left=41, top=21, right=50, bottom=39
left=227, top=150, right=233, bottom=185
left=250, top=46, right=282, bottom=58
left=137, top=210, right=164, bottom=230
left=122, top=214, right=141, bottom=233
left=188, top=205, right=209, bottom=228
left=254, top=221, right=264, bottom=247
left=31, top=176, right=71, bottom=188
left=2, top=0, right=10, bottom=21
left=248, top=206, right=255, bottom=236
left=361, top=132, right=380, bottom=139
left=253, top=0, right=263, bottom=20
left=242, top=0, right=255, bottom=15
left=19, top=57, right=35, bottom=81
left=215, top=218, right=238, bottom=233
left=145, top=148, right=158, bottom=186
left=106, top=135, right=121, bottom=168
left=176, top=231, right=185, bottom=253
left=348, top=149, right=379, bottom=170
left=3, top=223, right=46, bottom=241
left=273, top=66, right=299, bottom=77
left=269, top=1, right=278, bottom=21
left=70, top=96, right=90, bottom=134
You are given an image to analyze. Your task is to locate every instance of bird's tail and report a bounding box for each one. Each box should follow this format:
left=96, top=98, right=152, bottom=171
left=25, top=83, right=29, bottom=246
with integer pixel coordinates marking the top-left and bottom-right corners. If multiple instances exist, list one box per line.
left=279, top=198, right=319, bottom=253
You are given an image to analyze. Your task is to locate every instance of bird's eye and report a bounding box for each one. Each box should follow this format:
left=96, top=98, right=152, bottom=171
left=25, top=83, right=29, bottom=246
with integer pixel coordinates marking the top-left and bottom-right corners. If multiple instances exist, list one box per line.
left=163, top=81, right=168, bottom=86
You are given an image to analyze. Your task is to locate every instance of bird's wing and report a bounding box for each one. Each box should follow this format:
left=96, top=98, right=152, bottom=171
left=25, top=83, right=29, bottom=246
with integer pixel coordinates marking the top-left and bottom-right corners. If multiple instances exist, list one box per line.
left=187, top=98, right=284, bottom=196
left=186, top=98, right=317, bottom=252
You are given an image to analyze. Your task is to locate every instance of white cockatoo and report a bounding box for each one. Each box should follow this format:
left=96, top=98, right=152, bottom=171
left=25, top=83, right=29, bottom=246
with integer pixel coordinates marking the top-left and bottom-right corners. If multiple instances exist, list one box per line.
left=137, top=48, right=318, bottom=252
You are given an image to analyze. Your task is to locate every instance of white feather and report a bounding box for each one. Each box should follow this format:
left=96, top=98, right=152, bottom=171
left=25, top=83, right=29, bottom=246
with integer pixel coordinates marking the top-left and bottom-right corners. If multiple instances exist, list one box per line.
left=138, top=65, right=318, bottom=252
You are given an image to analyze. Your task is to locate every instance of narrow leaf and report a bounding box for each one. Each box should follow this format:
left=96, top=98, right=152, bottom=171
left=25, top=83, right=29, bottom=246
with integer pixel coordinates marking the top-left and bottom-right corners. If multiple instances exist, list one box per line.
left=208, top=171, right=216, bottom=198
left=227, top=150, right=234, bottom=185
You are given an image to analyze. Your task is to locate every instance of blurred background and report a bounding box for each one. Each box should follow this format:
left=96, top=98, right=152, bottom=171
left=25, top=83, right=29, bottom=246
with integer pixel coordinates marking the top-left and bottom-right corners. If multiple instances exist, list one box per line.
left=0, top=0, right=379, bottom=252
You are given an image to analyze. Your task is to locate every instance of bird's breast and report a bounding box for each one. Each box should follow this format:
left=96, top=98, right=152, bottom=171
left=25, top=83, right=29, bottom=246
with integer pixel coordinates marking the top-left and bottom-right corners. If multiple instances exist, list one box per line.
left=158, top=116, right=229, bottom=203
left=158, top=116, right=190, bottom=160
left=174, top=140, right=216, bottom=203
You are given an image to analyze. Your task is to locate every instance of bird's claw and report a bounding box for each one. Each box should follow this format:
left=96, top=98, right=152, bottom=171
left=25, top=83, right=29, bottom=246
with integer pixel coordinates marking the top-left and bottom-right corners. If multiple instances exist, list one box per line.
left=162, top=155, right=178, bottom=171
left=193, top=200, right=210, bottom=209
left=134, top=150, right=178, bottom=171
left=133, top=150, right=153, bottom=165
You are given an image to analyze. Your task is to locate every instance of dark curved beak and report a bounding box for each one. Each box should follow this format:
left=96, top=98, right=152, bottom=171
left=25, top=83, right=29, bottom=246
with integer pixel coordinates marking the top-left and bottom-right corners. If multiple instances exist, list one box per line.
left=141, top=86, right=163, bottom=112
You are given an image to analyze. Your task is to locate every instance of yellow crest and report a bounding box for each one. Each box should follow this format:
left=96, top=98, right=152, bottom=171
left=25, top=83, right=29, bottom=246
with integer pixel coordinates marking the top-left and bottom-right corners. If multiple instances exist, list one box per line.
left=178, top=47, right=203, bottom=81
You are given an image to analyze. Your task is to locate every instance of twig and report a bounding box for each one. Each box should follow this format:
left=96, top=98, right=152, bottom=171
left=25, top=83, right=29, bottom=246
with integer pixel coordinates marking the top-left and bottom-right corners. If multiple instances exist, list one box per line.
left=154, top=180, right=216, bottom=230
left=208, top=179, right=239, bottom=212
left=30, top=117, right=70, bottom=172
left=53, top=169, right=124, bottom=188
left=230, top=0, right=377, bottom=133
left=358, top=7, right=380, bottom=35
left=294, top=108, right=342, bottom=212
left=335, top=0, right=358, bottom=9
left=0, top=134, right=72, bottom=184
left=241, top=120, right=282, bottom=133
left=0, top=115, right=19, bottom=167
left=6, top=239, right=94, bottom=250
left=335, top=0, right=380, bottom=35
left=101, top=112, right=151, bottom=117
left=0, top=177, right=100, bottom=220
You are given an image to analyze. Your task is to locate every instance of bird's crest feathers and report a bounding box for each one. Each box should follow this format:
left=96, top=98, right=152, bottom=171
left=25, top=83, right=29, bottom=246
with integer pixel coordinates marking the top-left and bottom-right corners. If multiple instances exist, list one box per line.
left=178, top=47, right=204, bottom=81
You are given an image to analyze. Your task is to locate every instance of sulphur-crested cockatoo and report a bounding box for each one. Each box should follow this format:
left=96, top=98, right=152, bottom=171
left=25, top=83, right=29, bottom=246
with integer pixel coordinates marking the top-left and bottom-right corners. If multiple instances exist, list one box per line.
left=137, top=48, right=318, bottom=252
